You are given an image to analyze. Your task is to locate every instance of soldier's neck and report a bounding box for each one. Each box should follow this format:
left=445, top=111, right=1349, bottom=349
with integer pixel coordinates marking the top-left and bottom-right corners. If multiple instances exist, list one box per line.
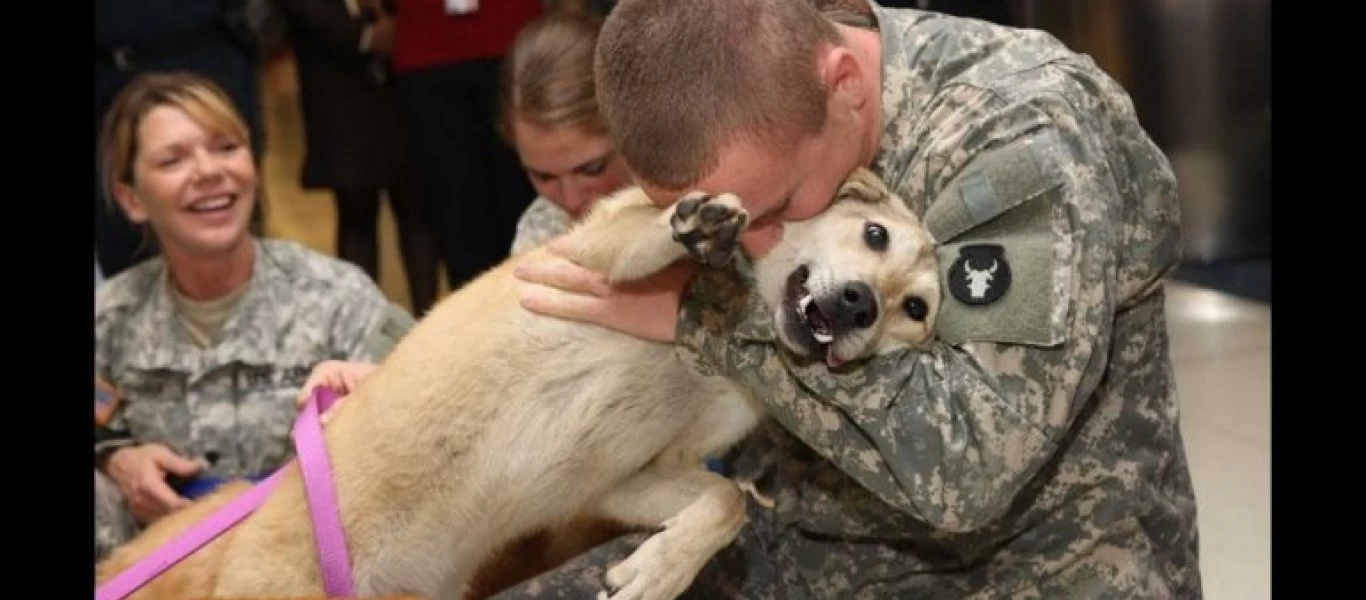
left=835, top=23, right=884, bottom=167
left=163, top=238, right=256, bottom=302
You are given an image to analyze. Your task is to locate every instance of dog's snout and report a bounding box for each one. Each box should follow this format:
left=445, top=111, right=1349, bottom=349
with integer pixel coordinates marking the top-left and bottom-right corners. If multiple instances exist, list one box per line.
left=834, top=282, right=878, bottom=330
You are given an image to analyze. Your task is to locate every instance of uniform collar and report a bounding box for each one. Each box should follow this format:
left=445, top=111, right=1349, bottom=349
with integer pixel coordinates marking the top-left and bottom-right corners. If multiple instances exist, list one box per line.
left=121, top=239, right=294, bottom=380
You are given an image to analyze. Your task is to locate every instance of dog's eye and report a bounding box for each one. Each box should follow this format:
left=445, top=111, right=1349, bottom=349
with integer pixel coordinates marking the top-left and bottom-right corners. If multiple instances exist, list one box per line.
left=863, top=222, right=888, bottom=251
left=902, top=296, right=928, bottom=322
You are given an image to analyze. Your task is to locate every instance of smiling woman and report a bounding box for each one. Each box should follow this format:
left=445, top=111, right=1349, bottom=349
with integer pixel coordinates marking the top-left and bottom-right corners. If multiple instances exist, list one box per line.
left=99, top=71, right=259, bottom=290
left=93, top=71, right=417, bottom=564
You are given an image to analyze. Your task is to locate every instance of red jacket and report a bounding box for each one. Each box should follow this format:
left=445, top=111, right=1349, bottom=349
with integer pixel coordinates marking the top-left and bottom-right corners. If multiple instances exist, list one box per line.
left=392, top=0, right=542, bottom=73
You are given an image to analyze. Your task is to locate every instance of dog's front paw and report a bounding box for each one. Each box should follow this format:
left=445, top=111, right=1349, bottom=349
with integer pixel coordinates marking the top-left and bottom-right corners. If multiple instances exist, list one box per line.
left=598, top=527, right=697, bottom=600
left=670, top=193, right=749, bottom=269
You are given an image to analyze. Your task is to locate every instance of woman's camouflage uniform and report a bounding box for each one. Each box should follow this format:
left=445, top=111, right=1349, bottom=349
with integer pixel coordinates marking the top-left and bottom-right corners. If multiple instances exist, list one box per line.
left=94, top=238, right=415, bottom=561
left=510, top=196, right=576, bottom=256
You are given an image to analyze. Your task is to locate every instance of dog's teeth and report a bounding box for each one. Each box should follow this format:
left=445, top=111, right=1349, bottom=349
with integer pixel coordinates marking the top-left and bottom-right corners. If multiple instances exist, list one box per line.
left=798, top=294, right=813, bottom=315
left=812, top=330, right=833, bottom=344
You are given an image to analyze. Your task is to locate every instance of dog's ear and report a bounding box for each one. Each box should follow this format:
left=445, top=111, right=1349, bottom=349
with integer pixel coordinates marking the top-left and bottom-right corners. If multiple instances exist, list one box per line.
left=837, top=167, right=890, bottom=205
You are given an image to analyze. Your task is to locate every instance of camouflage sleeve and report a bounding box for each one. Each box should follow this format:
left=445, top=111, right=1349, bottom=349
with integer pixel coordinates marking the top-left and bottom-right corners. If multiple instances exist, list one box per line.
left=676, top=89, right=1151, bottom=533
left=95, top=409, right=137, bottom=467
left=510, top=197, right=574, bottom=257
left=94, top=295, right=136, bottom=465
left=328, top=277, right=417, bottom=364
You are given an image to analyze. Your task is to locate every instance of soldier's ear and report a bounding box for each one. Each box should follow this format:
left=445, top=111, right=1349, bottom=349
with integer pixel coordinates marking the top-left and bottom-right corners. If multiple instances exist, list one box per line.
left=818, top=43, right=869, bottom=115
left=113, top=182, right=150, bottom=224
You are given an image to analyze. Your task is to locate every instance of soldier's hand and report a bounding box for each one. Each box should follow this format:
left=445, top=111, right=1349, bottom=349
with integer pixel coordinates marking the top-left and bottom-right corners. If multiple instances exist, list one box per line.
left=296, top=360, right=378, bottom=423
left=513, top=239, right=696, bottom=343
left=105, top=443, right=201, bottom=525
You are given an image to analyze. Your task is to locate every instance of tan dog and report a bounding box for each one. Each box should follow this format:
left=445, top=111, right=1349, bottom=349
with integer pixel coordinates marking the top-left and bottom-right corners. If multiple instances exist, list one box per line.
left=95, top=167, right=940, bottom=600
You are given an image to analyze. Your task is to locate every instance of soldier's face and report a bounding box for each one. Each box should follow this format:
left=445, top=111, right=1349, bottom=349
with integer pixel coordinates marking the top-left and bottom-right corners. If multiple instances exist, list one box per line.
left=643, top=133, right=862, bottom=259
left=113, top=105, right=257, bottom=259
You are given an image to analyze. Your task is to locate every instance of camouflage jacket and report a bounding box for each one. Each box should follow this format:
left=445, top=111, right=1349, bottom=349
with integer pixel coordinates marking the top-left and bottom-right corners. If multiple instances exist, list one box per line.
left=510, top=196, right=575, bottom=256
left=94, top=238, right=415, bottom=480
left=676, top=4, right=1201, bottom=598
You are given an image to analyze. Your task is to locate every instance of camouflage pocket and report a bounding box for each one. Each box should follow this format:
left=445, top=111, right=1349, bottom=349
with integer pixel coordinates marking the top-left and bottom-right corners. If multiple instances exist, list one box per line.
left=116, top=370, right=192, bottom=449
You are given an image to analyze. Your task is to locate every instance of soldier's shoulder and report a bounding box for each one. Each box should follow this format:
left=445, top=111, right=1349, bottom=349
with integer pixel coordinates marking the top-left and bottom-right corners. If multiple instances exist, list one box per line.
left=512, top=197, right=575, bottom=255
left=518, top=197, right=573, bottom=234
left=521, top=196, right=568, bottom=219
left=257, top=238, right=385, bottom=300
left=880, top=8, right=1097, bottom=101
left=256, top=240, right=377, bottom=289
left=95, top=257, right=164, bottom=324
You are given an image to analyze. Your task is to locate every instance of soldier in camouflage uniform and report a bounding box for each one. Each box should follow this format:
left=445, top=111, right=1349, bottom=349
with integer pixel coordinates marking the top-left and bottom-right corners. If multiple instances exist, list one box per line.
left=94, top=72, right=414, bottom=563
left=503, top=0, right=1201, bottom=597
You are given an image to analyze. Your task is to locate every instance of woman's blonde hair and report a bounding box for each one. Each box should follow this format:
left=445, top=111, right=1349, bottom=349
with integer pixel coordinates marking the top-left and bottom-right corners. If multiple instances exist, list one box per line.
left=98, top=71, right=251, bottom=205
left=497, top=9, right=607, bottom=143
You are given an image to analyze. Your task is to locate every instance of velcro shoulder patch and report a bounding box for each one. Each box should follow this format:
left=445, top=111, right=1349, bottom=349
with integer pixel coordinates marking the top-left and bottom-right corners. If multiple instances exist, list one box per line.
left=924, top=130, right=1072, bottom=348
left=923, top=128, right=1065, bottom=244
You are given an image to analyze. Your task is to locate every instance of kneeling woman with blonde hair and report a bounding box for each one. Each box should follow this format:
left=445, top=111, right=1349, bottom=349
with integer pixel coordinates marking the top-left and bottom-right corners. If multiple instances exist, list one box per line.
left=93, top=71, right=415, bottom=563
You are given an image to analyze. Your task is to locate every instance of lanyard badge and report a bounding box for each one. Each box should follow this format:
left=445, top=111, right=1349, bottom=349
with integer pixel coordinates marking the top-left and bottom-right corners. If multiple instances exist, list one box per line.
left=445, top=0, right=478, bottom=15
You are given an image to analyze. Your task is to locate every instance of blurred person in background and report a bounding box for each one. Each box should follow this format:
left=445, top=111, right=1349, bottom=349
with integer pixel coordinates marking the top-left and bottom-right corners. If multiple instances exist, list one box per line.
left=280, top=0, right=441, bottom=317
left=389, top=0, right=543, bottom=290
left=94, top=0, right=276, bottom=279
left=93, top=72, right=415, bottom=562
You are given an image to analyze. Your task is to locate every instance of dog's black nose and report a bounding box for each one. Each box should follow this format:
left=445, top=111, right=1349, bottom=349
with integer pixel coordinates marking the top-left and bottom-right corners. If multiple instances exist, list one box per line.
left=833, top=282, right=878, bottom=331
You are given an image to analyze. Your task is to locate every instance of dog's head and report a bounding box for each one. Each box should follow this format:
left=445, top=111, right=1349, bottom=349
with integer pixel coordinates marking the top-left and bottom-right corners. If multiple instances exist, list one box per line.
left=752, top=167, right=940, bottom=368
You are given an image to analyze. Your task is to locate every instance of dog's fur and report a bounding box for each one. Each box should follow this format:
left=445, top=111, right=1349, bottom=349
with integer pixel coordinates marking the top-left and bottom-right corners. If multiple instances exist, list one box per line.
left=95, top=167, right=940, bottom=600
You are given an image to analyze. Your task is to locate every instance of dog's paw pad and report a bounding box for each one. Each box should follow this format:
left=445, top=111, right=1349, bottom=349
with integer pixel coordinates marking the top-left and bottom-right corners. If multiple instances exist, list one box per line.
left=670, top=193, right=749, bottom=269
left=675, top=195, right=704, bottom=220
left=699, top=202, right=735, bottom=224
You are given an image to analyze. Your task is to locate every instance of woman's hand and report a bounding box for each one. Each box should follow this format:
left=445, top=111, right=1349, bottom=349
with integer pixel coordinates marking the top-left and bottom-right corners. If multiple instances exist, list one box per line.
left=296, top=360, right=378, bottom=423
left=105, top=443, right=202, bottom=525
left=513, top=238, right=697, bottom=343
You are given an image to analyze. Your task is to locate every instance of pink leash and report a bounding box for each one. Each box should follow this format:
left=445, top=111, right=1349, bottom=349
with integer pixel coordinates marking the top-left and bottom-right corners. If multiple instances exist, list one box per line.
left=95, top=387, right=355, bottom=600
